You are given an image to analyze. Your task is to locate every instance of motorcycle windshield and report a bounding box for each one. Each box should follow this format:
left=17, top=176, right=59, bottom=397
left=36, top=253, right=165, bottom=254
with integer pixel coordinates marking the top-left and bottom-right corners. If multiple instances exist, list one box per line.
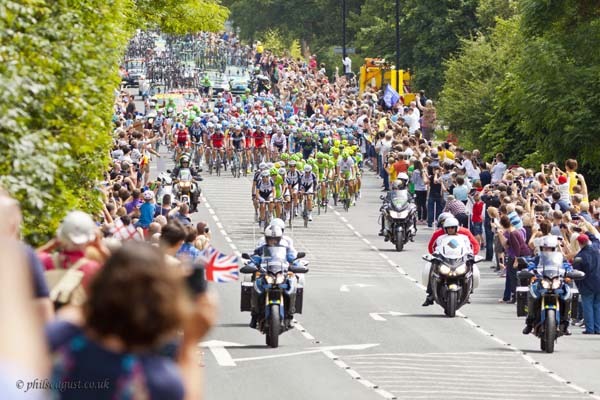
left=390, top=190, right=409, bottom=211
left=436, top=236, right=471, bottom=265
left=538, top=252, right=564, bottom=279
left=261, top=246, right=288, bottom=273
left=179, top=168, right=192, bottom=181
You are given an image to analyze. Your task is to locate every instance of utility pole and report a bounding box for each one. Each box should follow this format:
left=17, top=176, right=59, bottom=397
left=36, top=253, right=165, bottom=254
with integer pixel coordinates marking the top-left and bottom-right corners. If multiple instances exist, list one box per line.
left=342, top=0, right=347, bottom=60
left=395, top=0, right=401, bottom=93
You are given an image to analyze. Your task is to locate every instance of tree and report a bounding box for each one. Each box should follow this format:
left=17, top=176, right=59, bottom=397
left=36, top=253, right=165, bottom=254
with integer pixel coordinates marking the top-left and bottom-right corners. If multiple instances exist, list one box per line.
left=0, top=0, right=227, bottom=244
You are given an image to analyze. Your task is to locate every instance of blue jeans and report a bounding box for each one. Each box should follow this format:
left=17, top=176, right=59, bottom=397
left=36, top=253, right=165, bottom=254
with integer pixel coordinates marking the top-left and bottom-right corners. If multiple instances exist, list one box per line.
left=581, top=293, right=600, bottom=333
left=502, top=257, right=517, bottom=301
left=427, top=196, right=444, bottom=227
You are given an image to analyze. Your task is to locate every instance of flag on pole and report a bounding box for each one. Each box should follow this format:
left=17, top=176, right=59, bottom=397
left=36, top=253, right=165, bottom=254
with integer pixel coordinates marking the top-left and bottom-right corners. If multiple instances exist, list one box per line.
left=383, top=84, right=400, bottom=109
left=201, top=246, right=240, bottom=282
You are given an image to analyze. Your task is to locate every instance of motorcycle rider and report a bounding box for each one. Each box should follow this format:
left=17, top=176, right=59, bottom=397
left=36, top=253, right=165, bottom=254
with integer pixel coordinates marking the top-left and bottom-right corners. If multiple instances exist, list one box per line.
left=522, top=235, right=572, bottom=335
left=423, top=216, right=480, bottom=306
left=249, top=226, right=298, bottom=328
left=171, top=156, right=201, bottom=212
left=256, top=218, right=297, bottom=258
left=378, top=173, right=412, bottom=237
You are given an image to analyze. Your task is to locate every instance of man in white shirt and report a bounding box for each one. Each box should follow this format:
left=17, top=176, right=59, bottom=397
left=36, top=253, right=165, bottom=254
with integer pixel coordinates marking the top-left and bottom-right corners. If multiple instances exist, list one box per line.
left=342, top=56, right=352, bottom=78
left=403, top=107, right=420, bottom=135
left=490, top=153, right=507, bottom=184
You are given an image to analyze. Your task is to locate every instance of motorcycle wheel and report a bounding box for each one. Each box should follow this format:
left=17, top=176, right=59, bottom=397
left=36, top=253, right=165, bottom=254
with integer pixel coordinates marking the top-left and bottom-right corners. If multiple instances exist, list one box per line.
left=445, top=291, right=457, bottom=318
left=395, top=229, right=404, bottom=252
left=268, top=304, right=281, bottom=348
left=544, top=309, right=556, bottom=353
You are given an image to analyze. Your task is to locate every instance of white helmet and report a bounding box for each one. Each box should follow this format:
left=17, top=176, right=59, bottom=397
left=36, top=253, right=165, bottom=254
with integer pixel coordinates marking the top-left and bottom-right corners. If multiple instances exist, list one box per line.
left=259, top=162, right=268, bottom=170
left=397, top=172, right=409, bottom=181
left=261, top=170, right=270, bottom=177
left=443, top=217, right=459, bottom=233
left=269, top=218, right=286, bottom=232
left=264, top=225, right=283, bottom=246
left=57, top=211, right=96, bottom=246
left=143, top=190, right=154, bottom=200
left=539, top=235, right=559, bottom=251
left=304, top=165, right=312, bottom=172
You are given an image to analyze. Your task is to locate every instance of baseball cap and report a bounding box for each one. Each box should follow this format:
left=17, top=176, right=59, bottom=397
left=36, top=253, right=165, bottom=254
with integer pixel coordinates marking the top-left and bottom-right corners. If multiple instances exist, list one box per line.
left=57, top=211, right=96, bottom=246
left=577, top=233, right=590, bottom=245
left=558, top=175, right=567, bottom=185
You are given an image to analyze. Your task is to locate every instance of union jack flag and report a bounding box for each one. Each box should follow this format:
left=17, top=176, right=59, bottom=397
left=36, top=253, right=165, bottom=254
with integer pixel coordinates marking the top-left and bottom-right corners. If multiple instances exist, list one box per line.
left=201, top=246, right=240, bottom=283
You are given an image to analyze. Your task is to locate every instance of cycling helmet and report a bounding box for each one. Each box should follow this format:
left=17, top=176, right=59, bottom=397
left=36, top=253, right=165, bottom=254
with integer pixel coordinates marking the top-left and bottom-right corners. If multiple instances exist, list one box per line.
left=270, top=168, right=278, bottom=176
left=260, top=170, right=270, bottom=177
left=259, top=162, right=268, bottom=170
left=304, top=165, right=313, bottom=173
left=437, top=212, right=454, bottom=228
left=332, top=147, right=340, bottom=155
left=278, top=167, right=286, bottom=175
left=143, top=190, right=154, bottom=200
left=266, top=162, right=274, bottom=169
left=273, top=162, right=281, bottom=169
left=288, top=160, right=297, bottom=167
left=341, top=151, right=349, bottom=159
left=281, top=153, right=290, bottom=161
left=443, top=217, right=460, bottom=234
left=264, top=225, right=283, bottom=246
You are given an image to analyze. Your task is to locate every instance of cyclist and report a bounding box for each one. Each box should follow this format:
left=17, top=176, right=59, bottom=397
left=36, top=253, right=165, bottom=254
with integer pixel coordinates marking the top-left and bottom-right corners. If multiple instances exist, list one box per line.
left=208, top=126, right=226, bottom=171
left=285, top=160, right=302, bottom=217
left=299, top=164, right=318, bottom=221
left=315, top=153, right=330, bottom=207
left=270, top=167, right=285, bottom=219
left=256, top=170, right=276, bottom=227
left=173, top=122, right=189, bottom=162
left=189, top=118, right=204, bottom=169
left=252, top=162, right=268, bottom=221
left=229, top=125, right=246, bottom=171
left=337, top=151, right=356, bottom=205
left=270, top=127, right=287, bottom=158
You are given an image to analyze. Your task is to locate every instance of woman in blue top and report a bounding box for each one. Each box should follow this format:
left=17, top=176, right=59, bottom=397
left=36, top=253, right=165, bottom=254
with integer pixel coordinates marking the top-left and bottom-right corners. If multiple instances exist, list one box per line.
left=46, top=243, right=215, bottom=400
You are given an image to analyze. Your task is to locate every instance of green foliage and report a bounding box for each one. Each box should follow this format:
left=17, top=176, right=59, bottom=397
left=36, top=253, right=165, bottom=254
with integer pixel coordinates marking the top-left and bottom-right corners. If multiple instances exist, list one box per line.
left=133, top=0, right=229, bottom=34
left=0, top=0, right=227, bottom=244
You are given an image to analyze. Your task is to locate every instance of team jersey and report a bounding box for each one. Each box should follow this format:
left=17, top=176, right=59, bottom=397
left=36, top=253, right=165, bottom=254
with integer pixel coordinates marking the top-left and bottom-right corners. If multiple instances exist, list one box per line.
left=230, top=132, right=245, bottom=149
left=271, top=134, right=287, bottom=150
left=176, top=129, right=188, bottom=144
left=299, top=172, right=318, bottom=189
left=256, top=178, right=275, bottom=195
left=315, top=161, right=328, bottom=180
left=337, top=157, right=355, bottom=173
left=210, top=132, right=225, bottom=148
left=273, top=175, right=284, bottom=198
left=285, top=170, right=301, bottom=187
left=253, top=130, right=266, bottom=146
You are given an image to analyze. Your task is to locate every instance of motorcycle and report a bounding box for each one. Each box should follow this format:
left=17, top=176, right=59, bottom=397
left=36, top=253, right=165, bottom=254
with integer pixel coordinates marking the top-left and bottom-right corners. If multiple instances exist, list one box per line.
left=422, top=235, right=483, bottom=317
left=240, top=247, right=309, bottom=348
left=517, top=253, right=585, bottom=353
left=169, top=168, right=201, bottom=210
left=155, top=171, right=173, bottom=205
left=379, top=189, right=417, bottom=251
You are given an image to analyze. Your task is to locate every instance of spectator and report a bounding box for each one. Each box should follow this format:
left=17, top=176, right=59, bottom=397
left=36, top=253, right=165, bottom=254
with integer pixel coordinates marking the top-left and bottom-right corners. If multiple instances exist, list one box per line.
left=574, top=233, right=600, bottom=334
left=170, top=203, right=192, bottom=226
left=176, top=225, right=203, bottom=262
left=45, top=242, right=217, bottom=399
left=159, top=221, right=187, bottom=268
left=471, top=192, right=484, bottom=249
left=410, top=160, right=428, bottom=224
left=490, top=153, right=507, bottom=184
left=443, top=195, right=469, bottom=228
left=194, top=222, right=212, bottom=251
left=497, top=215, right=531, bottom=303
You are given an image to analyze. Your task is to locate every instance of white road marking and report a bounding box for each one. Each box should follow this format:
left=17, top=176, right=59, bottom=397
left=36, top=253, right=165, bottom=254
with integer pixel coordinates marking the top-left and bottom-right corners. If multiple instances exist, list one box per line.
left=369, top=311, right=406, bottom=321
left=200, top=340, right=245, bottom=367
left=340, top=283, right=375, bottom=292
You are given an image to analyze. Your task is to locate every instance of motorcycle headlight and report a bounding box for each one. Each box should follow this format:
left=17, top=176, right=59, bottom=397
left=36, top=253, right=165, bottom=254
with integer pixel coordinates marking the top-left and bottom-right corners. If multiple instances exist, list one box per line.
left=439, top=265, right=451, bottom=275
left=541, top=279, right=552, bottom=289
left=551, top=278, right=561, bottom=289
left=264, top=275, right=275, bottom=284
left=275, top=272, right=285, bottom=284
left=454, top=264, right=467, bottom=275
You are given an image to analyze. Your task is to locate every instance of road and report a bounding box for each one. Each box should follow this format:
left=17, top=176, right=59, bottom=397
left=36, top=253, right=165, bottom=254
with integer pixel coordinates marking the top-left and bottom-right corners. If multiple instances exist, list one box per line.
left=135, top=91, right=600, bottom=400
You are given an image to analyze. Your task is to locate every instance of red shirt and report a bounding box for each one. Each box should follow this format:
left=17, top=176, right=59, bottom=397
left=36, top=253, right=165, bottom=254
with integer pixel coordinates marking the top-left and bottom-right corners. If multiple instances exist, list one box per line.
left=427, top=228, right=480, bottom=255
left=472, top=201, right=484, bottom=223
left=39, top=250, right=102, bottom=292
left=210, top=132, right=225, bottom=148
left=253, top=131, right=266, bottom=146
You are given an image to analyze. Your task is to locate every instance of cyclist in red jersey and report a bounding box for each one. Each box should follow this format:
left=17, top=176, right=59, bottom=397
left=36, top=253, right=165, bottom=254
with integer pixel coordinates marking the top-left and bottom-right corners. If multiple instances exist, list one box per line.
left=209, top=128, right=226, bottom=170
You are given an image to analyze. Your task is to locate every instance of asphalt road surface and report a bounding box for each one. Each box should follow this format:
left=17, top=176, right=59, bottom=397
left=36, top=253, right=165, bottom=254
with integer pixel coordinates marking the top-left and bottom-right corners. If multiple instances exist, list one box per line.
left=137, top=95, right=600, bottom=400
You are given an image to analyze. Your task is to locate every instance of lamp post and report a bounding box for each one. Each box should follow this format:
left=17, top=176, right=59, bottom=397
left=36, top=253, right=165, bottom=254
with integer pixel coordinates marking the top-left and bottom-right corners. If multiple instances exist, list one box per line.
left=395, top=0, right=400, bottom=93
left=342, top=0, right=347, bottom=60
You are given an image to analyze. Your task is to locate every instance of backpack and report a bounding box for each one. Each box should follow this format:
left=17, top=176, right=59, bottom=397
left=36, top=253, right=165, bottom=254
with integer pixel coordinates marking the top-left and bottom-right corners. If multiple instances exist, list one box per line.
left=45, top=254, right=88, bottom=308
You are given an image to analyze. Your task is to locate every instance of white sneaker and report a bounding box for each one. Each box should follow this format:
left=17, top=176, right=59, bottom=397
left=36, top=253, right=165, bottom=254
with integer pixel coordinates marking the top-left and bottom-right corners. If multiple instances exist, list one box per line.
left=308, top=213, right=313, bottom=221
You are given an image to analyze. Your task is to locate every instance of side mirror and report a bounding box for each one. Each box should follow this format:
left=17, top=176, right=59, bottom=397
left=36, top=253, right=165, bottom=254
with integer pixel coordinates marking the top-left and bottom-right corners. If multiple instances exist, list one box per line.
left=166, top=169, right=172, bottom=174
left=289, top=265, right=309, bottom=274
left=295, top=252, right=306, bottom=259
left=517, top=270, right=534, bottom=281
left=566, top=270, right=585, bottom=281
left=240, top=264, right=258, bottom=274
left=241, top=253, right=251, bottom=260
left=422, top=254, right=433, bottom=262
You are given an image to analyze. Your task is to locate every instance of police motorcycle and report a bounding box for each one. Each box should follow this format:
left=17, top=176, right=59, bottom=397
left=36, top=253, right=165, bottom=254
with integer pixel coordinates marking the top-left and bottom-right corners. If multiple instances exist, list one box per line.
left=155, top=171, right=173, bottom=205
left=167, top=156, right=202, bottom=212
left=422, top=222, right=482, bottom=317
left=239, top=239, right=309, bottom=348
left=517, top=245, right=585, bottom=353
left=378, top=174, right=417, bottom=252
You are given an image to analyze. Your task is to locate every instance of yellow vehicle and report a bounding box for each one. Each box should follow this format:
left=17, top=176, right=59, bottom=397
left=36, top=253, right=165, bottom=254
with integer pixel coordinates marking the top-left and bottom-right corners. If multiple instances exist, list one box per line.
left=359, top=58, right=415, bottom=105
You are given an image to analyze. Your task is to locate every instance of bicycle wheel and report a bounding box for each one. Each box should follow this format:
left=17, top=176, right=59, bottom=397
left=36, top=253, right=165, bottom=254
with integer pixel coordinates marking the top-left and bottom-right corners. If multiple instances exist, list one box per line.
left=216, top=154, right=221, bottom=176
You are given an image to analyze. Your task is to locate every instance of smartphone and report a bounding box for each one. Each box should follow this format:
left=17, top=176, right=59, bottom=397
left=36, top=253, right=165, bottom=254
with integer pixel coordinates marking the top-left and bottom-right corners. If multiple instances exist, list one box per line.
left=186, top=266, right=207, bottom=297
